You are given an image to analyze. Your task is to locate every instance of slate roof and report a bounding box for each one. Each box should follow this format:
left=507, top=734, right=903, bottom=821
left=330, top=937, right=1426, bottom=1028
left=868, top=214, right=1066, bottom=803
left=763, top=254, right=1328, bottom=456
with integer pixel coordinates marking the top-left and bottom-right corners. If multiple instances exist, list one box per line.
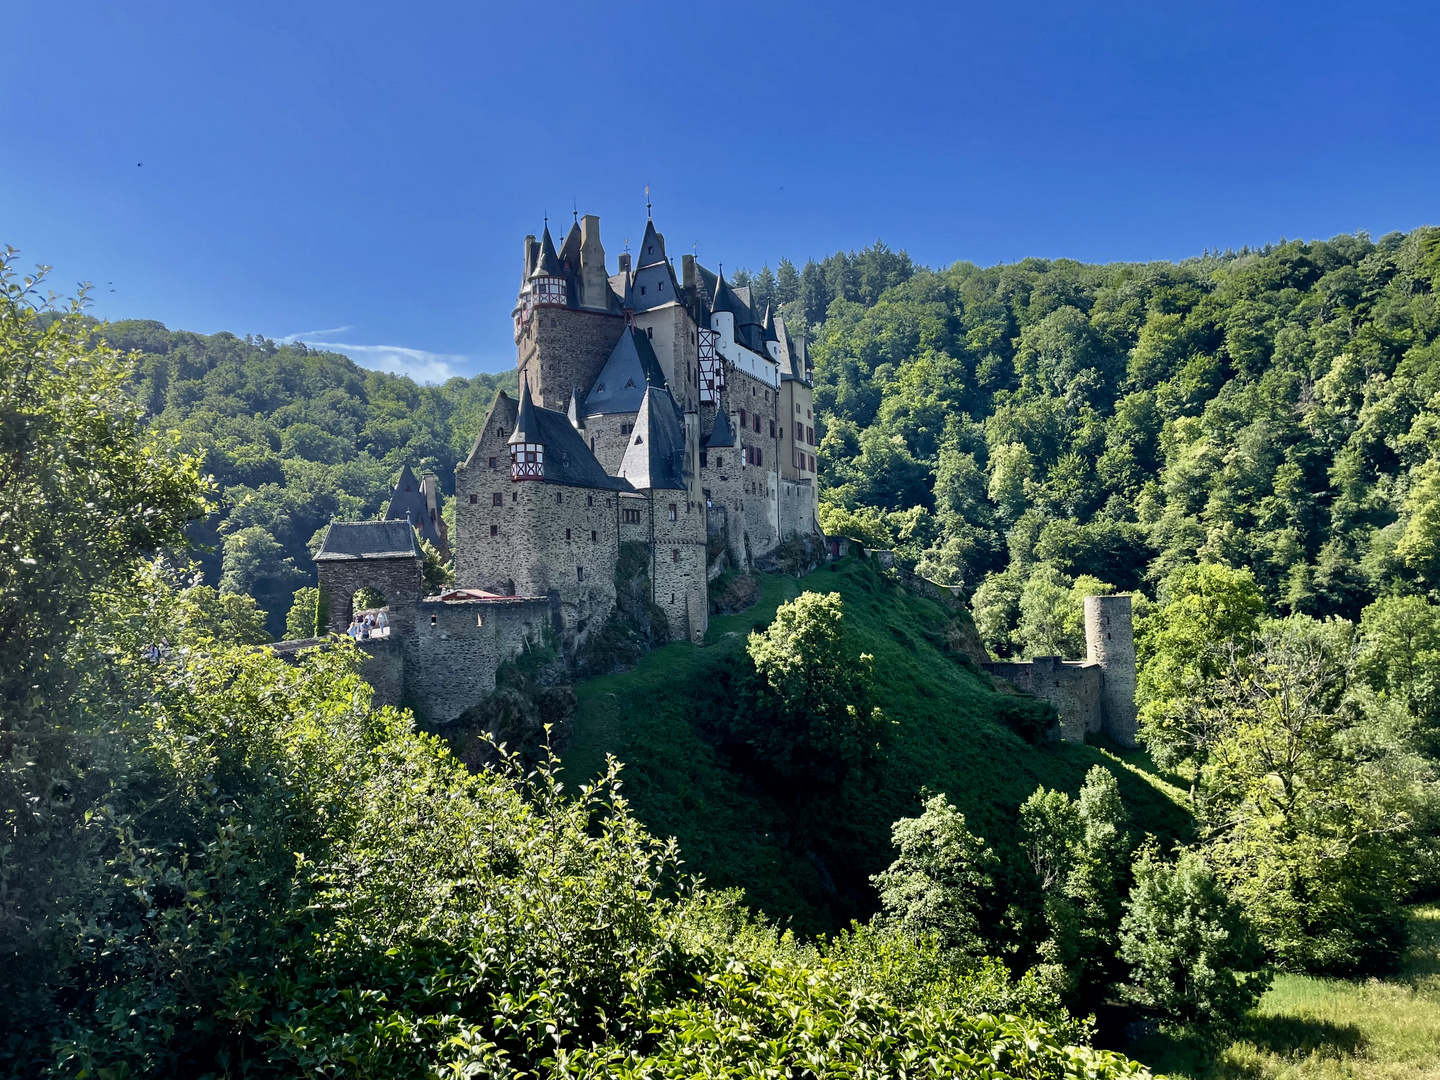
left=314, top=519, right=423, bottom=561
left=704, top=405, right=736, bottom=448
left=509, top=380, right=542, bottom=445
left=710, top=270, right=741, bottom=317
left=530, top=404, right=636, bottom=491
left=385, top=464, right=443, bottom=546
left=636, top=219, right=666, bottom=267
left=583, top=328, right=667, bottom=415
left=617, top=386, right=688, bottom=491
left=530, top=225, right=561, bottom=278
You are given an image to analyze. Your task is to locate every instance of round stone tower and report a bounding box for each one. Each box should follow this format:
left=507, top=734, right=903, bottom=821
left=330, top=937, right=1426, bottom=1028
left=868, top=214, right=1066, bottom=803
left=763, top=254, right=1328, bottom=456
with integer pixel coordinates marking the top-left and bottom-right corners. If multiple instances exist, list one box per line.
left=1084, top=594, right=1137, bottom=747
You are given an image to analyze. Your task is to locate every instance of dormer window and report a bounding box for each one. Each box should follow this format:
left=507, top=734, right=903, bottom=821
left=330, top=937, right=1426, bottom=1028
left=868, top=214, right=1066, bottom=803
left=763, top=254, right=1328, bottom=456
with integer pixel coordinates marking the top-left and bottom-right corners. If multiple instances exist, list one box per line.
left=640, top=286, right=646, bottom=295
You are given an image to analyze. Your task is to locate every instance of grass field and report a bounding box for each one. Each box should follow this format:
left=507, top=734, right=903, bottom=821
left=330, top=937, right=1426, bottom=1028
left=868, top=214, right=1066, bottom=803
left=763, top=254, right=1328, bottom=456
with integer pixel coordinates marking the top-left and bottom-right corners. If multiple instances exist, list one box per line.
left=1131, top=906, right=1440, bottom=1080
left=560, top=554, right=1192, bottom=933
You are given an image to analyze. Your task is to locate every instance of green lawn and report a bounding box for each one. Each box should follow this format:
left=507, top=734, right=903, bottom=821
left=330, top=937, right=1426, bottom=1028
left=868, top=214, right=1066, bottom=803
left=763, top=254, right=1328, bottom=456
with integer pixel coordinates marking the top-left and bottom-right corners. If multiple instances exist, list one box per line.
left=1132, top=906, right=1440, bottom=1080
left=561, top=555, right=1192, bottom=933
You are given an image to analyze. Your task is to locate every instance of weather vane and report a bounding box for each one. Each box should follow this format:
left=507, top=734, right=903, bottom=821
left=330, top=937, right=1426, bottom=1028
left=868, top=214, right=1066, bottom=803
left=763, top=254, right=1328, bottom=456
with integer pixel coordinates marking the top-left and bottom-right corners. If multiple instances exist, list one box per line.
left=646, top=182, right=652, bottom=219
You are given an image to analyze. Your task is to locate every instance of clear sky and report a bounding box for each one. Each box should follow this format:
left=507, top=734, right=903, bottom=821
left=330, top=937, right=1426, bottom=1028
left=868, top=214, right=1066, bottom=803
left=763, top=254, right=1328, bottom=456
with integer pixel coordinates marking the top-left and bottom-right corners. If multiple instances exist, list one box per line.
left=5, top=1, right=1437, bottom=380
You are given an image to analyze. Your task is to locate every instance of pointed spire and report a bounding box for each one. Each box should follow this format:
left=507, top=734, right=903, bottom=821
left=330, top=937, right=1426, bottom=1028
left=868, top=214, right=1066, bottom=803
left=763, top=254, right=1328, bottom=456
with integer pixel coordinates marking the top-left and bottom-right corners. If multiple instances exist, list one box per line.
left=509, top=378, right=541, bottom=445
left=711, top=268, right=739, bottom=316
left=567, top=388, right=585, bottom=430
left=762, top=305, right=779, bottom=342
left=530, top=224, right=561, bottom=278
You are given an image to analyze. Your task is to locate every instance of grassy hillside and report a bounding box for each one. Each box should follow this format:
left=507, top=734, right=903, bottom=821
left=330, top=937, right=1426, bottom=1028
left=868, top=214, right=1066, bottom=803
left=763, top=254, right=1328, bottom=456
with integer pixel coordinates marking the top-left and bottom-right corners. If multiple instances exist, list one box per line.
left=562, top=553, right=1191, bottom=934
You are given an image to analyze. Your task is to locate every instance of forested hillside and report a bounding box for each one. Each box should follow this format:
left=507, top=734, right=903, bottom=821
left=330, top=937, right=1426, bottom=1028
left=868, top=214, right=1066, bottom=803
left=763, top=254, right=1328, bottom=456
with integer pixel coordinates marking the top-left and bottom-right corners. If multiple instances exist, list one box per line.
left=788, top=228, right=1440, bottom=657
left=98, top=321, right=516, bottom=630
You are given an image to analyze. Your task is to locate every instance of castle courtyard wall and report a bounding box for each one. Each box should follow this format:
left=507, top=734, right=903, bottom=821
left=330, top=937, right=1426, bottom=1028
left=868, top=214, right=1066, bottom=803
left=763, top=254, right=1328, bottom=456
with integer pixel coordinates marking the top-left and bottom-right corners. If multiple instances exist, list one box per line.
left=404, top=595, right=551, bottom=723
left=982, top=657, right=1102, bottom=744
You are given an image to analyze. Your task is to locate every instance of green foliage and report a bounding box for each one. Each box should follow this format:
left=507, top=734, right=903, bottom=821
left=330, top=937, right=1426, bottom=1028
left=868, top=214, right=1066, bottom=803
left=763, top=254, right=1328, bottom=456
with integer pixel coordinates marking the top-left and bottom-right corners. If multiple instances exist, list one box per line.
left=419, top=535, right=454, bottom=592
left=98, top=318, right=515, bottom=634
left=734, top=590, right=888, bottom=788
left=1357, top=593, right=1440, bottom=739
left=284, top=585, right=323, bottom=640
left=807, top=228, right=1440, bottom=627
left=1118, top=846, right=1270, bottom=1035
left=872, top=793, right=998, bottom=955
left=1018, top=767, right=1133, bottom=1006
left=0, top=256, right=208, bottom=706
left=1137, top=563, right=1266, bottom=773
left=1198, top=617, right=1418, bottom=973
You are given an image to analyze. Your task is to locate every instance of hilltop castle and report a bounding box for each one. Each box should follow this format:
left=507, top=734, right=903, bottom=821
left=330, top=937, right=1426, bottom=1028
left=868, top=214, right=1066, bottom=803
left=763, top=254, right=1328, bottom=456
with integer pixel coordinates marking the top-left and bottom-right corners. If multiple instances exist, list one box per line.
left=306, top=213, right=823, bottom=721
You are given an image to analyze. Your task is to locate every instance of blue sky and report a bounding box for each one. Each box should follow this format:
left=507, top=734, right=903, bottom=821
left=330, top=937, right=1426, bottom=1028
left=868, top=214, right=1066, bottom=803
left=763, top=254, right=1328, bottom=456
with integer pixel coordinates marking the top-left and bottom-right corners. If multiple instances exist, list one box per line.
left=5, top=1, right=1437, bottom=380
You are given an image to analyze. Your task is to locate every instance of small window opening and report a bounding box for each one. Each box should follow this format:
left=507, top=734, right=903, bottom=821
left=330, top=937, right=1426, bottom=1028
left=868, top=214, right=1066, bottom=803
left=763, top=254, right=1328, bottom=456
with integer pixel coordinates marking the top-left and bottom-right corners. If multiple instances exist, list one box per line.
left=490, top=524, right=498, bottom=536
left=430, top=614, right=437, bottom=627
left=577, top=566, right=585, bottom=581
left=469, top=493, right=478, bottom=504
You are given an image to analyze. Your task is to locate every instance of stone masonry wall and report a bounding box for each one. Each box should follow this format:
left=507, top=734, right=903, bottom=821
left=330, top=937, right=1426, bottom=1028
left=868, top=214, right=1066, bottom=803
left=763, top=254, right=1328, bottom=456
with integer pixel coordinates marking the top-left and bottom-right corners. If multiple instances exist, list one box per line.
left=701, top=438, right=747, bottom=570
left=649, top=493, right=709, bottom=643
left=632, top=305, right=700, bottom=414
left=317, top=556, right=424, bottom=633
left=403, top=595, right=550, bottom=723
left=582, top=412, right=635, bottom=475
left=518, top=306, right=626, bottom=410
left=982, top=657, right=1102, bottom=744
left=1085, top=594, right=1138, bottom=747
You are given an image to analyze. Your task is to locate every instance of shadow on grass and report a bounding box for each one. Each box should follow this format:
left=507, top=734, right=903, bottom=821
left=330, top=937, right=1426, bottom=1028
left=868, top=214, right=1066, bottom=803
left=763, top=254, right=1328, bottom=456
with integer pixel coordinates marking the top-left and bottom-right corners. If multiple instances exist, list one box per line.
left=1130, top=1011, right=1367, bottom=1079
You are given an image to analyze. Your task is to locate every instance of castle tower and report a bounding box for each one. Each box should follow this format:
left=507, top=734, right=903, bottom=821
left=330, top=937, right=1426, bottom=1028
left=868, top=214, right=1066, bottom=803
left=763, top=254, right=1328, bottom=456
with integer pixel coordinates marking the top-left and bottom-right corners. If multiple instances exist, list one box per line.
left=1085, top=594, right=1137, bottom=747
left=514, top=219, right=625, bottom=409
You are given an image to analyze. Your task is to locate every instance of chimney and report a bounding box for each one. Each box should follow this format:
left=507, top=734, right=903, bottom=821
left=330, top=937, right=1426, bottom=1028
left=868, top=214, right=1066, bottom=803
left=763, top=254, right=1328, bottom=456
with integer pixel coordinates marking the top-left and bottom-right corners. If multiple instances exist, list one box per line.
left=524, top=234, right=539, bottom=277
left=578, top=214, right=608, bottom=311
left=682, top=253, right=696, bottom=291
left=618, top=252, right=631, bottom=275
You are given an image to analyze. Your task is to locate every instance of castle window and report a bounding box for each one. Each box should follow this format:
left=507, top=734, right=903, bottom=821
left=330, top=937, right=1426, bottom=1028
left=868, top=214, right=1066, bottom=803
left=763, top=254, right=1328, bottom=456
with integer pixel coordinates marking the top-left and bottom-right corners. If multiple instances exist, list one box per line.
left=489, top=456, right=497, bottom=468
left=769, top=419, right=776, bottom=438
left=556, top=492, right=563, bottom=504
left=756, top=448, right=763, bottom=466
left=490, top=524, right=498, bottom=536
left=492, top=492, right=502, bottom=506
left=512, top=491, right=517, bottom=502
left=646, top=327, right=653, bottom=339
left=511, top=442, right=544, bottom=481
left=470, top=494, right=478, bottom=504
left=700, top=451, right=707, bottom=467
left=623, top=508, right=641, bottom=523
left=715, top=454, right=722, bottom=467
left=640, top=286, right=646, bottom=295
left=591, top=530, right=597, bottom=541
left=577, top=566, right=585, bottom=582
left=672, top=549, right=679, bottom=563
left=807, top=409, right=811, bottom=418
left=754, top=415, right=761, bottom=433
left=658, top=281, right=664, bottom=291
left=809, top=454, right=815, bottom=471
left=587, top=495, right=593, bottom=506
left=566, top=528, right=571, bottom=540
left=739, top=408, right=747, bottom=426
left=430, top=614, right=437, bottom=627
left=668, top=503, right=677, bottom=521
left=807, top=426, right=814, bottom=445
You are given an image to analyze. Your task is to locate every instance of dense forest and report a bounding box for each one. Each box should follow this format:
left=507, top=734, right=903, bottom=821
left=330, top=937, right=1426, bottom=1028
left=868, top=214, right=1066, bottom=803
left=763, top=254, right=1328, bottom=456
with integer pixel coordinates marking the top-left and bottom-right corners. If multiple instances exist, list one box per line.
left=98, top=321, right=516, bottom=632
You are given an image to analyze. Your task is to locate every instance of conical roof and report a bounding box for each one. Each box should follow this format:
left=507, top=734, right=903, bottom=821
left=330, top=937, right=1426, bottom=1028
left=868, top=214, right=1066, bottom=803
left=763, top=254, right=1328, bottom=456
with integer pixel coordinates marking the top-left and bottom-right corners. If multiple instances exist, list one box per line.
left=762, top=305, right=779, bottom=342
left=530, top=225, right=561, bottom=278
left=508, top=379, right=541, bottom=445
left=617, top=386, right=687, bottom=491
left=710, top=270, right=740, bottom=316
left=384, top=464, right=442, bottom=546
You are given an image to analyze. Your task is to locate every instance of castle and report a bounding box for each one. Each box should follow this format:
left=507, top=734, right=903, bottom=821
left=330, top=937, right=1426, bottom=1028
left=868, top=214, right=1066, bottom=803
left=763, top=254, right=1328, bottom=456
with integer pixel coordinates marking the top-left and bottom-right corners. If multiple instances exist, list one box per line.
left=982, top=595, right=1138, bottom=746
left=306, top=212, right=823, bottom=721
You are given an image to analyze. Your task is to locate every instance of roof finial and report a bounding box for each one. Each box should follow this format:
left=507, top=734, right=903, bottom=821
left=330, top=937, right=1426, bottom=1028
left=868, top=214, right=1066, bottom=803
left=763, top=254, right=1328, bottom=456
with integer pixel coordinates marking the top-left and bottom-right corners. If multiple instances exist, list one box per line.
left=572, top=198, right=578, bottom=224
left=645, top=182, right=652, bottom=220
left=543, top=210, right=548, bottom=229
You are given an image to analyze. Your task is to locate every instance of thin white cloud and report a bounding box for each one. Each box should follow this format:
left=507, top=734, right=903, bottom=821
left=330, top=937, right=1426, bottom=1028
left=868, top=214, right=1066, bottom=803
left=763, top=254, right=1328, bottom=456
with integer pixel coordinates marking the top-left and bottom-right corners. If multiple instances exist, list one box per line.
left=276, top=325, right=352, bottom=343
left=300, top=340, right=471, bottom=384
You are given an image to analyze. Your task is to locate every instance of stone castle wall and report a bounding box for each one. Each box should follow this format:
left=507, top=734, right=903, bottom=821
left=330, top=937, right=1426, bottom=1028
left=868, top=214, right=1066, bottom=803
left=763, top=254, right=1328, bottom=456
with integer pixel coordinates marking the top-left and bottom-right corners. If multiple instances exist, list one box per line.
left=316, top=557, right=424, bottom=633
left=404, top=595, right=551, bottom=723
left=648, top=494, right=708, bottom=643
left=582, top=412, right=634, bottom=475
left=1085, top=594, right=1138, bottom=746
left=983, top=656, right=1102, bottom=743
left=519, top=306, right=626, bottom=410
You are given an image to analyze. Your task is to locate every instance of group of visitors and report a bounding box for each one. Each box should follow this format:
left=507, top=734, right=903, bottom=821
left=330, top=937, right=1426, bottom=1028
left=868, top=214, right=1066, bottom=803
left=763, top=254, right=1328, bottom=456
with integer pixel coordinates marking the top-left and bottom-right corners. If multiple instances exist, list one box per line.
left=347, top=610, right=389, bottom=640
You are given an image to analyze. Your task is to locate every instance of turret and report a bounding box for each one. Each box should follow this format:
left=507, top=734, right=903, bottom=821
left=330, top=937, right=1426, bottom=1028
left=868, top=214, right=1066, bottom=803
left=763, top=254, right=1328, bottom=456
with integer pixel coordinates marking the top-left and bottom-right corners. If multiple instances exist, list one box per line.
left=508, top=380, right=545, bottom=481
left=1084, top=594, right=1137, bottom=747
left=527, top=225, right=567, bottom=308
left=709, top=270, right=738, bottom=343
